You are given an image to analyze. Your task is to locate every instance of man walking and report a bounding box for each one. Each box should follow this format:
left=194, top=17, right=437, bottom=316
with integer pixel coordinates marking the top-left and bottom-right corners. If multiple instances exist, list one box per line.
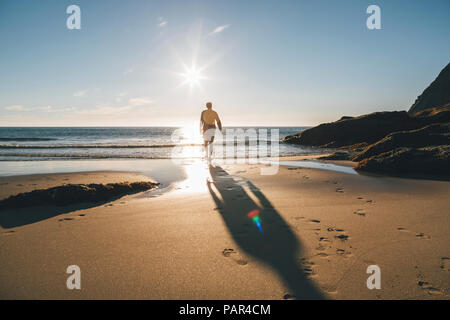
left=200, top=102, right=222, bottom=161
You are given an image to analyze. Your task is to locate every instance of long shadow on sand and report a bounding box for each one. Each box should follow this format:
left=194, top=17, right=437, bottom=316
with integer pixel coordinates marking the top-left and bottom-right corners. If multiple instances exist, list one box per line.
left=207, top=165, right=324, bottom=299
left=0, top=202, right=108, bottom=229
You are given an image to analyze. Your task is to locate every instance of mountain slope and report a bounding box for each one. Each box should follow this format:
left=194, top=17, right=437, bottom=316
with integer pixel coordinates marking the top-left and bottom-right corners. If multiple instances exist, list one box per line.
left=409, top=62, right=450, bottom=114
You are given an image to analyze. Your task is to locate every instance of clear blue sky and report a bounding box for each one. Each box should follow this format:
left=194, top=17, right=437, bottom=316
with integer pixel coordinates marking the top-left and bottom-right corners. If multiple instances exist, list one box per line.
left=0, top=0, right=449, bottom=126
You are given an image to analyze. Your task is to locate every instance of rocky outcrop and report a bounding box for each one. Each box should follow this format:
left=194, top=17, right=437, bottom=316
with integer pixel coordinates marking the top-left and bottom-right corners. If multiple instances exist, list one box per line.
left=282, top=63, right=450, bottom=178
left=355, top=145, right=450, bottom=177
left=282, top=111, right=421, bottom=148
left=0, top=181, right=159, bottom=209
left=352, top=123, right=450, bottom=162
left=409, top=62, right=450, bottom=115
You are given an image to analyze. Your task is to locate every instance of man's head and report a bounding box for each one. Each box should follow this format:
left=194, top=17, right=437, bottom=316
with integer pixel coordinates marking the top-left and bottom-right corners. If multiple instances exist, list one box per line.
left=206, top=102, right=212, bottom=109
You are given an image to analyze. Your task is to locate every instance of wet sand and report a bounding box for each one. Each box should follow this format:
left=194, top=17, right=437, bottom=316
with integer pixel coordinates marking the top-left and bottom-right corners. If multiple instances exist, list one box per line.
left=0, top=161, right=449, bottom=299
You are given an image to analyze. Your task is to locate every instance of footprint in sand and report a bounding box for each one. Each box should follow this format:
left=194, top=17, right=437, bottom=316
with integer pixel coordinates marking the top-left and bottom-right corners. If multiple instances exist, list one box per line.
left=78, top=214, right=85, bottom=217
left=335, top=187, right=344, bottom=193
left=222, top=248, right=248, bottom=266
left=417, top=280, right=444, bottom=295
left=104, top=204, right=114, bottom=207
left=327, top=227, right=345, bottom=232
left=335, top=234, right=349, bottom=241
left=309, top=219, right=321, bottom=223
left=236, top=259, right=248, bottom=265
left=353, top=209, right=367, bottom=217
left=322, top=286, right=338, bottom=295
left=222, top=249, right=235, bottom=257
left=283, top=293, right=296, bottom=300
left=440, top=257, right=450, bottom=271
left=300, top=258, right=316, bottom=277
left=336, top=248, right=353, bottom=257
left=397, top=227, right=429, bottom=240
left=58, top=217, right=74, bottom=221
left=415, top=232, right=431, bottom=240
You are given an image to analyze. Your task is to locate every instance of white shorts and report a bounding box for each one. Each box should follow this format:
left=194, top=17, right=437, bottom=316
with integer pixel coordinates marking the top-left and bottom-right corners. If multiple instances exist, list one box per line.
left=202, top=127, right=216, bottom=142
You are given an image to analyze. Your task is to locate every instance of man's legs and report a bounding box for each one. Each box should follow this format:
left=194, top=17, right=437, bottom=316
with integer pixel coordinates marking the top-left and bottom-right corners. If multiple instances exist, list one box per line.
left=203, top=141, right=209, bottom=160
left=208, top=136, right=215, bottom=159
left=203, top=141, right=214, bottom=161
left=203, top=128, right=215, bottom=161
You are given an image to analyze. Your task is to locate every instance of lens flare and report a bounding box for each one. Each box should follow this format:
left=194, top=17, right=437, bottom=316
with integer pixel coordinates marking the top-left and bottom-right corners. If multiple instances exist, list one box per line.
left=247, top=209, right=263, bottom=233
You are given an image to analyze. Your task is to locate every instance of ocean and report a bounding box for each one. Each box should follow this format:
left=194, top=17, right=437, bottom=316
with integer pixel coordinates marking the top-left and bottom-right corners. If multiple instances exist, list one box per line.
left=0, top=127, right=325, bottom=161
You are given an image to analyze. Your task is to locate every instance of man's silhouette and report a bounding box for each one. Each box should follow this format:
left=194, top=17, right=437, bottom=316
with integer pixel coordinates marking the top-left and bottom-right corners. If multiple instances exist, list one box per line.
left=200, top=102, right=222, bottom=161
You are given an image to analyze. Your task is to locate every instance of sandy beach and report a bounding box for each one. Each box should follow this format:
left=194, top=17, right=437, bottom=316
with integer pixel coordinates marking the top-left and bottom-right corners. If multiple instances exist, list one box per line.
left=0, top=159, right=448, bottom=299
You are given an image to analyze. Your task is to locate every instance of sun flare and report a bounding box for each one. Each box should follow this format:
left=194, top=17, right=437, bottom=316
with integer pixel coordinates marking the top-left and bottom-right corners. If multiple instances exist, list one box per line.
left=183, top=67, right=201, bottom=85
left=179, top=65, right=207, bottom=90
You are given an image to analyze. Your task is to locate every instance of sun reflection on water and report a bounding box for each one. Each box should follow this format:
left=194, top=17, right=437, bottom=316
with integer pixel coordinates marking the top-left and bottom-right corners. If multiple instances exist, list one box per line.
left=174, top=159, right=212, bottom=193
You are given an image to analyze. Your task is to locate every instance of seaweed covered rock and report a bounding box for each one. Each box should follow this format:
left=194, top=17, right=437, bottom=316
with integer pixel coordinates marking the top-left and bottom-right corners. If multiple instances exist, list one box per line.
left=0, top=181, right=159, bottom=210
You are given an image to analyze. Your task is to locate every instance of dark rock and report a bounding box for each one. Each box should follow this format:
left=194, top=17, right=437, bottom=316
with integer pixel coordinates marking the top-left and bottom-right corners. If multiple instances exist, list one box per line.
left=412, top=104, right=450, bottom=124
left=0, top=181, right=159, bottom=210
left=337, top=142, right=369, bottom=152
left=409, top=62, right=450, bottom=115
left=281, top=63, right=450, bottom=178
left=355, top=146, right=450, bottom=177
left=282, top=111, right=420, bottom=148
left=353, top=123, right=450, bottom=161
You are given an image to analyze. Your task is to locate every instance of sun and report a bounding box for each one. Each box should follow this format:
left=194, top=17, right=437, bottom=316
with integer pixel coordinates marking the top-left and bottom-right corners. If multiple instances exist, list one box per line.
left=178, top=65, right=207, bottom=90
left=183, top=67, right=202, bottom=86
